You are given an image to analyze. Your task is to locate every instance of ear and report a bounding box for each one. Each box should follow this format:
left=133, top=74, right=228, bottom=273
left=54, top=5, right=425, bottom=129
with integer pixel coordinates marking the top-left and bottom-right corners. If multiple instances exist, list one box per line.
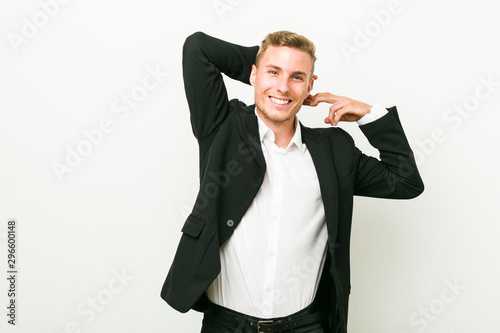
left=306, top=74, right=316, bottom=95
left=249, top=64, right=257, bottom=87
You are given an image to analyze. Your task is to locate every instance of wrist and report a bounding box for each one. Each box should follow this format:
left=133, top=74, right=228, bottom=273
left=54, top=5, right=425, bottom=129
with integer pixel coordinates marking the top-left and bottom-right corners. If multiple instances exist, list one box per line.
left=357, top=102, right=388, bottom=125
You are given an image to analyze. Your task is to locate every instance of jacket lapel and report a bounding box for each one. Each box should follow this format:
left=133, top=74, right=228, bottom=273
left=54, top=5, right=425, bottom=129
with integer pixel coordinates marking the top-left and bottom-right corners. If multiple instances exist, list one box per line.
left=235, top=105, right=266, bottom=173
left=301, top=124, right=340, bottom=247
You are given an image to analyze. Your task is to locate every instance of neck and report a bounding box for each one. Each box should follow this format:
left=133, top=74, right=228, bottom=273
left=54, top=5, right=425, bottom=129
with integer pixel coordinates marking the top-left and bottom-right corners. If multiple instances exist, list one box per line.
left=256, top=109, right=296, bottom=149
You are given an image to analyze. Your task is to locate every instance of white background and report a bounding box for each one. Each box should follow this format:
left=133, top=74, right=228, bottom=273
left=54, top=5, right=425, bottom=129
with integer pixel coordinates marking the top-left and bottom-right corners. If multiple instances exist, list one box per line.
left=1, top=0, right=499, bottom=332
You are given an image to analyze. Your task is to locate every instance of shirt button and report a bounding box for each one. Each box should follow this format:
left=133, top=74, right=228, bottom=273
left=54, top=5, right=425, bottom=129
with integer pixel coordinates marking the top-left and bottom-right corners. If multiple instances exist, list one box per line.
left=266, top=287, right=272, bottom=292
left=226, top=219, right=234, bottom=227
left=269, top=251, right=275, bottom=257
left=272, top=216, right=278, bottom=221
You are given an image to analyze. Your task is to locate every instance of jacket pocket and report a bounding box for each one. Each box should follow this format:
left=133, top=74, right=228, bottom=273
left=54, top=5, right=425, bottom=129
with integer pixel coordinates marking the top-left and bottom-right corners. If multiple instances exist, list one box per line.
left=181, top=214, right=206, bottom=238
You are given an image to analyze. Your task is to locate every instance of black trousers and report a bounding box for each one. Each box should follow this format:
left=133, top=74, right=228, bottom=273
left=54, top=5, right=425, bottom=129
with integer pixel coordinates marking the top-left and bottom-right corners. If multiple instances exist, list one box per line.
left=200, top=297, right=326, bottom=333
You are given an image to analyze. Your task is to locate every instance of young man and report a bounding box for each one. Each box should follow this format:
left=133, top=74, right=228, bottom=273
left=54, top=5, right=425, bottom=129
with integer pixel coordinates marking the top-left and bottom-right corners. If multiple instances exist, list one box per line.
left=161, top=31, right=424, bottom=333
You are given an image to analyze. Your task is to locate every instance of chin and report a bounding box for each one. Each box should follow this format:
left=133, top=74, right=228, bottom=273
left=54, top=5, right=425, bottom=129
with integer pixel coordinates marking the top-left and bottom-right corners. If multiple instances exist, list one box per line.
left=263, top=109, right=294, bottom=123
left=256, top=99, right=297, bottom=123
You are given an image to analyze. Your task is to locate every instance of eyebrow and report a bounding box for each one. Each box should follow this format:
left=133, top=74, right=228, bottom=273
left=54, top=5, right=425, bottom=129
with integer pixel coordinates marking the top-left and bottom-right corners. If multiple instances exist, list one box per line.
left=265, top=65, right=307, bottom=77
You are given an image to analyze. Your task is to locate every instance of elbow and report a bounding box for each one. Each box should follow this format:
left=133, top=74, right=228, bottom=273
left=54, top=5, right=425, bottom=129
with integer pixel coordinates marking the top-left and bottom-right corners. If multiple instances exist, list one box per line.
left=406, top=180, right=425, bottom=199
left=413, top=184, right=425, bottom=199
left=184, top=31, right=206, bottom=49
left=390, top=174, right=424, bottom=199
left=183, top=32, right=210, bottom=62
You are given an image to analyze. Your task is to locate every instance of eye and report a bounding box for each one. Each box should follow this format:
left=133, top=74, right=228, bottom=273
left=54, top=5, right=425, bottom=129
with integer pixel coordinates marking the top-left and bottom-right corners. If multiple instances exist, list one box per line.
left=293, top=75, right=304, bottom=81
left=269, top=70, right=278, bottom=75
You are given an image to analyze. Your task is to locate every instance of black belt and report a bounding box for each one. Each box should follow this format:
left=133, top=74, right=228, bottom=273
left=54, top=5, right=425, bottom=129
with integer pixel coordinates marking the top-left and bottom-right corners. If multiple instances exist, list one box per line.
left=205, top=302, right=324, bottom=333
left=247, top=312, right=324, bottom=332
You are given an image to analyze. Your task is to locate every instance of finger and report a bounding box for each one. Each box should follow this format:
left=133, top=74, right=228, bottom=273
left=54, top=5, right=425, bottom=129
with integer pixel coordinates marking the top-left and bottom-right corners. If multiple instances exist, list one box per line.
left=303, top=94, right=316, bottom=106
left=332, top=108, right=346, bottom=126
left=333, top=107, right=361, bottom=125
left=329, top=102, right=344, bottom=114
left=305, top=94, right=315, bottom=105
left=327, top=103, right=346, bottom=126
left=334, top=104, right=356, bottom=126
left=313, top=92, right=341, bottom=105
left=309, top=93, right=324, bottom=107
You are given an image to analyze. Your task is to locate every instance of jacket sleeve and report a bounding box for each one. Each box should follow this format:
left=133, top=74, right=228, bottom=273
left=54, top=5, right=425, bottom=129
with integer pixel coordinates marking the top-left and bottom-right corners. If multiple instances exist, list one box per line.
left=350, top=106, right=424, bottom=199
left=182, top=32, right=259, bottom=141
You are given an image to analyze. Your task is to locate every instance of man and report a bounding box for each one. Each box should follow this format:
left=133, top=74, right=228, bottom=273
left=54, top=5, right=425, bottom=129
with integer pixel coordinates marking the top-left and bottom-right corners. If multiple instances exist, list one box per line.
left=161, top=31, right=424, bottom=333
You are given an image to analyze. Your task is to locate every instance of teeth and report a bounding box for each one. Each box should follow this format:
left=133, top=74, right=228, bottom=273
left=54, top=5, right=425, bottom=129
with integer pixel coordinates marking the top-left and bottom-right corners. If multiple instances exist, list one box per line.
left=270, top=97, right=290, bottom=105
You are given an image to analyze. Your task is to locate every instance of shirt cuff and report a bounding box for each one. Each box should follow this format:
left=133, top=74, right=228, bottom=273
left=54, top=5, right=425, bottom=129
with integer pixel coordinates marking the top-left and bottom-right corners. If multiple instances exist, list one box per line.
left=356, top=102, right=388, bottom=126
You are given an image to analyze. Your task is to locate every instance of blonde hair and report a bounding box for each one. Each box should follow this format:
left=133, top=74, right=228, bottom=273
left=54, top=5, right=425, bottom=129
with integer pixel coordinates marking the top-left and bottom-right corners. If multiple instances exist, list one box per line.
left=255, top=31, right=316, bottom=74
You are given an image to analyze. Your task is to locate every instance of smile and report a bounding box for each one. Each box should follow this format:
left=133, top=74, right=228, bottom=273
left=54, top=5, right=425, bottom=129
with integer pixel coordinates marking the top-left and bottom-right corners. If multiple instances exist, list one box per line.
left=269, top=96, right=292, bottom=106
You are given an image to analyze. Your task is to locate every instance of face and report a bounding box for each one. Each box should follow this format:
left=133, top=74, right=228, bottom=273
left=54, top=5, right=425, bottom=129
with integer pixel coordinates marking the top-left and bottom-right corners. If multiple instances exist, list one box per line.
left=250, top=46, right=314, bottom=127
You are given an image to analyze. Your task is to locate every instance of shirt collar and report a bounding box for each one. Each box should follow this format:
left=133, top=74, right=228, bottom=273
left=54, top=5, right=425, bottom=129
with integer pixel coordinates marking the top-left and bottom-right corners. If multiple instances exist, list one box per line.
left=254, top=107, right=305, bottom=153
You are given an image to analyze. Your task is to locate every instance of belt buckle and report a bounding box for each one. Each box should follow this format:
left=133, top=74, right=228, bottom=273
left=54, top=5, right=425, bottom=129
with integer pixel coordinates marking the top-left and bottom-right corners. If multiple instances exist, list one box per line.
left=257, top=320, right=273, bottom=333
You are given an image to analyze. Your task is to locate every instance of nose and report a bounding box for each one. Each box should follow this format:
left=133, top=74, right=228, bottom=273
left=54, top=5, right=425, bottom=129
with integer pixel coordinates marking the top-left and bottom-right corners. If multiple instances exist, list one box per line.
left=277, top=77, right=290, bottom=95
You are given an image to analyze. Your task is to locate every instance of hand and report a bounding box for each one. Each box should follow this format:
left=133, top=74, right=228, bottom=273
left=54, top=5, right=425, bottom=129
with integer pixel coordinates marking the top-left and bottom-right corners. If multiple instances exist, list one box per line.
left=303, top=92, right=372, bottom=126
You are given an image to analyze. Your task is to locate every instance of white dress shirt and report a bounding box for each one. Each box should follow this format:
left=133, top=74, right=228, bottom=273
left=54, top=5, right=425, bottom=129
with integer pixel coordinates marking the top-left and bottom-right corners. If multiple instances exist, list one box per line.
left=206, top=104, right=388, bottom=318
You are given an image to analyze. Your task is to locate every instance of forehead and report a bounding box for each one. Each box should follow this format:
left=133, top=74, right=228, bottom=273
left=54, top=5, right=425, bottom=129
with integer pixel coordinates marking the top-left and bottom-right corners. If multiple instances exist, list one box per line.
left=258, top=46, right=313, bottom=73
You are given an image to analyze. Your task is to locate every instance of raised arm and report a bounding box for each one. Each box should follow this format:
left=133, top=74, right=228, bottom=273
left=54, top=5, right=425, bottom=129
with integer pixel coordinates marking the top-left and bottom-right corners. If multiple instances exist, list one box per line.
left=306, top=92, right=423, bottom=199
left=182, top=32, right=259, bottom=141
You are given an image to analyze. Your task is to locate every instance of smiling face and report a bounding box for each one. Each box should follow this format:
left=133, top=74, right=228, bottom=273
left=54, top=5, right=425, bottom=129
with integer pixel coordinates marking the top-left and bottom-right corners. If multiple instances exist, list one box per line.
left=250, top=45, right=314, bottom=127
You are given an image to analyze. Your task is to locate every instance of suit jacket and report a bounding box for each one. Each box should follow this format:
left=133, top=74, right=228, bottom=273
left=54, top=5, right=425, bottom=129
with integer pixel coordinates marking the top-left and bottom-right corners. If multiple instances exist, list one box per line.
left=160, top=32, right=424, bottom=333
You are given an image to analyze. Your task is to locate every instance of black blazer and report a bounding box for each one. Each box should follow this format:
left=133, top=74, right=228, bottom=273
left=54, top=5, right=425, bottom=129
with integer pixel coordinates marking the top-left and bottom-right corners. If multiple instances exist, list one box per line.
left=160, top=32, right=424, bottom=333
